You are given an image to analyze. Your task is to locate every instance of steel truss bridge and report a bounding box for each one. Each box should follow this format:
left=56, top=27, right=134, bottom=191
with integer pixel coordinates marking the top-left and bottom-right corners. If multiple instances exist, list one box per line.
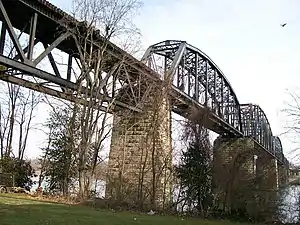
left=0, top=0, right=288, bottom=166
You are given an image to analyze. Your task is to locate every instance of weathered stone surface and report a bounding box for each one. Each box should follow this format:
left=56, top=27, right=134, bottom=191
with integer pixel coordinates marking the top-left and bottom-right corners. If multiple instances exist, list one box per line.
left=256, top=151, right=278, bottom=190
left=277, top=164, right=289, bottom=187
left=106, top=87, right=172, bottom=209
left=212, top=137, right=256, bottom=212
left=212, top=137, right=279, bottom=214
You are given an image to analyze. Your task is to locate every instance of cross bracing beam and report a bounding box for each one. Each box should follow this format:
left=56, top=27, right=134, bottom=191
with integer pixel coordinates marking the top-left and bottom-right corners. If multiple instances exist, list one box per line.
left=144, top=40, right=288, bottom=167
left=0, top=0, right=153, bottom=113
left=0, top=0, right=289, bottom=167
left=0, top=73, right=111, bottom=112
left=144, top=40, right=242, bottom=133
left=0, top=55, right=142, bottom=112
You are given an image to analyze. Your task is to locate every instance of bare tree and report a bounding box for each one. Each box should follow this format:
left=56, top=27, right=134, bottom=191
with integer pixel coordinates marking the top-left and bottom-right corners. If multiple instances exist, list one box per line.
left=279, top=89, right=300, bottom=223
left=16, top=90, right=41, bottom=160
left=47, top=0, right=144, bottom=199
left=0, top=36, right=42, bottom=159
left=281, top=90, right=300, bottom=162
left=1, top=89, right=41, bottom=160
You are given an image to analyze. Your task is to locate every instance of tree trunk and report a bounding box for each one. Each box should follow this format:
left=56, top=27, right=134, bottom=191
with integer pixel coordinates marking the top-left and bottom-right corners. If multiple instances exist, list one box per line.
left=78, top=168, right=85, bottom=199
left=151, top=134, right=156, bottom=209
left=6, top=104, right=15, bottom=157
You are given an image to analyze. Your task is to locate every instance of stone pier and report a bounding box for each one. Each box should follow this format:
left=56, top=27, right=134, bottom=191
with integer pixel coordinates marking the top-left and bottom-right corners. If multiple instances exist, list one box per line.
left=213, top=137, right=279, bottom=214
left=105, top=87, right=172, bottom=209
left=277, top=164, right=289, bottom=187
left=256, top=152, right=278, bottom=190
left=212, top=137, right=256, bottom=212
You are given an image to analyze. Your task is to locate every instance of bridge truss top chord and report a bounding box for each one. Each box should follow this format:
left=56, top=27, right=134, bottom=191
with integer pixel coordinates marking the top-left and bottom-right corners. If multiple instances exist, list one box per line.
left=142, top=40, right=288, bottom=166
left=0, top=0, right=288, bottom=166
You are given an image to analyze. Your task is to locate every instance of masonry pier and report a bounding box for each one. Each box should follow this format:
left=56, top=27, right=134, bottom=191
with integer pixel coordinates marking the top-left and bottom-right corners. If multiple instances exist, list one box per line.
left=213, top=137, right=281, bottom=215
left=106, top=87, right=172, bottom=209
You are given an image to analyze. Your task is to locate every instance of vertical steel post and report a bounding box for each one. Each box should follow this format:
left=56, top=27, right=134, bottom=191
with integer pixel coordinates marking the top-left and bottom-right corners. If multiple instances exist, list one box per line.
left=28, top=12, right=38, bottom=60
left=221, top=79, right=224, bottom=116
left=194, top=53, right=199, bottom=101
left=67, top=54, right=72, bottom=81
left=205, top=61, right=208, bottom=106
left=0, top=23, right=6, bottom=55
left=214, top=70, right=217, bottom=114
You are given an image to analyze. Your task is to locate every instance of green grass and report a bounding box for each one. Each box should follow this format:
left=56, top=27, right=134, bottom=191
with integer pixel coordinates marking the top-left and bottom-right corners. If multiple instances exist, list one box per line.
left=0, top=194, right=249, bottom=225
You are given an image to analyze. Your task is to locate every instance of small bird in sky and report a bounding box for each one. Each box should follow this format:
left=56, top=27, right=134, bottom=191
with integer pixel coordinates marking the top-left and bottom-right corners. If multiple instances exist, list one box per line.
left=281, top=23, right=287, bottom=27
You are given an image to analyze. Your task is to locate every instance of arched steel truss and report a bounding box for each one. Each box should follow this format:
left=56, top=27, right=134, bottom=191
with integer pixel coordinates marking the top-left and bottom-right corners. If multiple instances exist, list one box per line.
left=142, top=40, right=242, bottom=132
left=240, top=104, right=284, bottom=158
left=142, top=40, right=287, bottom=164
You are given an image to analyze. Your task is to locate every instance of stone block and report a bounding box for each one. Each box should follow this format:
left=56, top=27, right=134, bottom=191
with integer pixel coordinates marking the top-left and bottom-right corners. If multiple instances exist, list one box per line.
left=106, top=87, right=172, bottom=209
left=213, top=136, right=280, bottom=217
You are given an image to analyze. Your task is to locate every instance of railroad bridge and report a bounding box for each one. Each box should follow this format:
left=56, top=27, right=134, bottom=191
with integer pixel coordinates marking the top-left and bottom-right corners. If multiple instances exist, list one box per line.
left=0, top=0, right=290, bottom=208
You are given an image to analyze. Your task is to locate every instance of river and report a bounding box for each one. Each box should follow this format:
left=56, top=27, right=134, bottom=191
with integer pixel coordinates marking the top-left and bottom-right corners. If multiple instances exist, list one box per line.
left=278, top=185, right=300, bottom=223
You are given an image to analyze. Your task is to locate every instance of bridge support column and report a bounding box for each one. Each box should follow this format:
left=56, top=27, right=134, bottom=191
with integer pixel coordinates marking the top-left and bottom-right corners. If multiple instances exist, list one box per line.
left=256, top=153, right=278, bottom=191
left=106, top=89, right=172, bottom=209
left=277, top=164, right=289, bottom=187
left=254, top=153, right=279, bottom=219
left=213, top=137, right=256, bottom=212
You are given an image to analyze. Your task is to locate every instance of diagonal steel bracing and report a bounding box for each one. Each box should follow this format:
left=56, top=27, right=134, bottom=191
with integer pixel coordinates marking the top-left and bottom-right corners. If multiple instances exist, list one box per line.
left=0, top=0, right=148, bottom=113
left=0, top=0, right=26, bottom=62
left=33, top=32, right=71, bottom=66
left=0, top=0, right=289, bottom=167
left=143, top=40, right=288, bottom=166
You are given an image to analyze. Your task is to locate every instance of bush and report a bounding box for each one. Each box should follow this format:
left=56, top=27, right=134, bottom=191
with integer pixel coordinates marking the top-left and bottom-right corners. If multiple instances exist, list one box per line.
left=0, top=156, right=35, bottom=191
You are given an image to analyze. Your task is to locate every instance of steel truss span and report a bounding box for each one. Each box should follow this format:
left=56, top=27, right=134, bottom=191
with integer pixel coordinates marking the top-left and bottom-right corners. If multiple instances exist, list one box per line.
left=241, top=104, right=286, bottom=164
left=142, top=40, right=288, bottom=165
left=0, top=0, right=158, bottom=113
left=0, top=1, right=288, bottom=166
left=142, top=40, right=243, bottom=136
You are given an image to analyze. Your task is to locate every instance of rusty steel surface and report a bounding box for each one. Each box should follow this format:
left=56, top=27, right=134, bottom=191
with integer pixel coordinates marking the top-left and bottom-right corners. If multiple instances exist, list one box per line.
left=0, top=0, right=288, bottom=166
left=143, top=40, right=287, bottom=166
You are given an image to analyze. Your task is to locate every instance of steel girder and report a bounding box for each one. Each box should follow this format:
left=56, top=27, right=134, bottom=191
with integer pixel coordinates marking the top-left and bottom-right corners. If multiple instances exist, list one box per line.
left=240, top=104, right=273, bottom=151
left=0, top=0, right=289, bottom=167
left=272, top=136, right=285, bottom=163
left=0, top=0, right=159, bottom=113
left=142, top=40, right=288, bottom=166
left=142, top=40, right=242, bottom=132
left=240, top=104, right=283, bottom=156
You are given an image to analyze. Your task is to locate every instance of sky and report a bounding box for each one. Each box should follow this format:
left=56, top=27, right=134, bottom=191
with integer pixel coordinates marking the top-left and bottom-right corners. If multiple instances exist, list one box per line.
left=18, top=0, right=300, bottom=163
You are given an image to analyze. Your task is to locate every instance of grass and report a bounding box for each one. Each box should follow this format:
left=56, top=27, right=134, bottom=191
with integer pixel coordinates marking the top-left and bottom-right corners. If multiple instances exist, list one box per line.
left=0, top=194, right=250, bottom=225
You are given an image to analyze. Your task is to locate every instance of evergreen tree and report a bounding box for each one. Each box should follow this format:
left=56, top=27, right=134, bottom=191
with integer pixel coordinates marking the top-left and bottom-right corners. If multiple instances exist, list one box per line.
left=39, top=104, right=107, bottom=197
left=176, top=124, right=213, bottom=216
left=41, top=106, right=80, bottom=195
left=0, top=156, right=35, bottom=190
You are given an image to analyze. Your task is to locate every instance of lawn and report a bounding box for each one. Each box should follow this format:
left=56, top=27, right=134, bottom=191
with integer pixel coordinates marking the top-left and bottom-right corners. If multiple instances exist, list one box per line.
left=0, top=194, right=249, bottom=225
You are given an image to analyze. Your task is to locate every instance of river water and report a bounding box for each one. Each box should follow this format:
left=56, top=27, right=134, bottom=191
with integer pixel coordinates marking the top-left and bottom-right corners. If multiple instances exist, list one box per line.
left=278, top=185, right=300, bottom=223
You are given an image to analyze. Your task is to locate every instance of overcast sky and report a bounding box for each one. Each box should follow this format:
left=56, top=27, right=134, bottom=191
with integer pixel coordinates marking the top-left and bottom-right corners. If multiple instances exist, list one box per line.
left=22, top=0, right=300, bottom=162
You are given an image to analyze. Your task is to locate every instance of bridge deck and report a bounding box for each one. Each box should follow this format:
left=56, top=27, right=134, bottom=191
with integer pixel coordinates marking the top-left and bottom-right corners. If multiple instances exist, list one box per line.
left=3, top=0, right=159, bottom=77
left=0, top=0, right=244, bottom=136
left=0, top=0, right=289, bottom=166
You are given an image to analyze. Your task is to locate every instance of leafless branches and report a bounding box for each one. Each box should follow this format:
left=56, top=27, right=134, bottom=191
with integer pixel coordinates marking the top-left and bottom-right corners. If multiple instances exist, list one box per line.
left=0, top=74, right=42, bottom=160
left=46, top=0, right=144, bottom=199
left=281, top=89, right=300, bottom=163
